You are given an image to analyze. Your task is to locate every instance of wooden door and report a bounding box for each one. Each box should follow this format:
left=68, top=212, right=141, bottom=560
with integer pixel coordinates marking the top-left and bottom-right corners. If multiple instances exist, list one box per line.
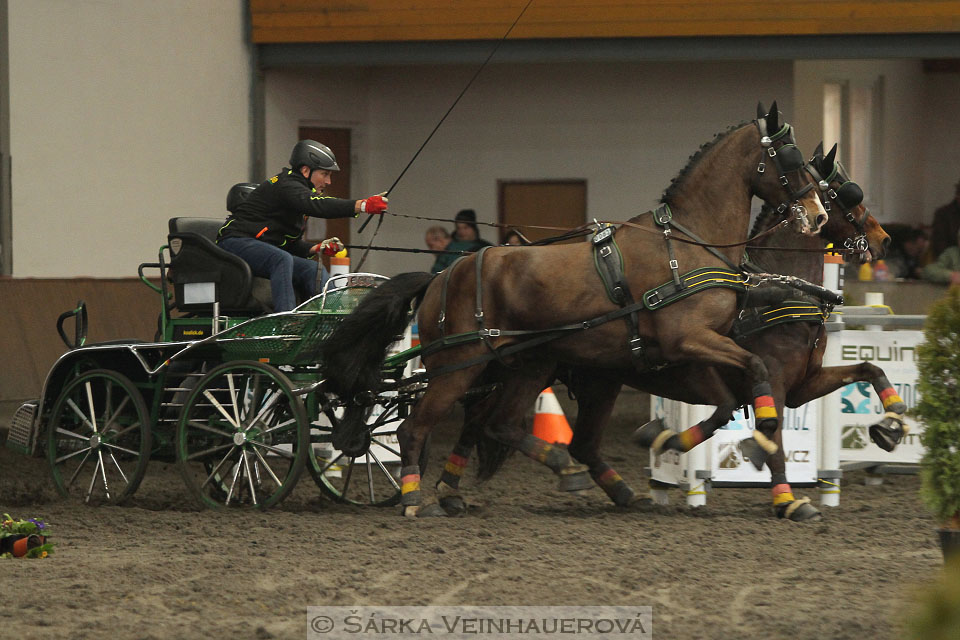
left=298, top=127, right=351, bottom=251
left=498, top=180, right=587, bottom=244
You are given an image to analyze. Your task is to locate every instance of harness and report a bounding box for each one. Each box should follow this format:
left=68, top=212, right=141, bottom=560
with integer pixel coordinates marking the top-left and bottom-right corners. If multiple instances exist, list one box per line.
left=393, top=117, right=830, bottom=387
left=731, top=298, right=830, bottom=342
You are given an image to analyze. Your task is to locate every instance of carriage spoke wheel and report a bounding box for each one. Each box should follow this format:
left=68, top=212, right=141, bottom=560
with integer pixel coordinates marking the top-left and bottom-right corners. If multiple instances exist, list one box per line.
left=48, top=370, right=151, bottom=505
left=308, top=399, right=411, bottom=507
left=176, top=361, right=308, bottom=510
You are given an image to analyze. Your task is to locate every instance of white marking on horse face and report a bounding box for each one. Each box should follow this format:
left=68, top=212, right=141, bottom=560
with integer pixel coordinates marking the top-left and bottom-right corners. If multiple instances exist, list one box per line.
left=796, top=192, right=828, bottom=235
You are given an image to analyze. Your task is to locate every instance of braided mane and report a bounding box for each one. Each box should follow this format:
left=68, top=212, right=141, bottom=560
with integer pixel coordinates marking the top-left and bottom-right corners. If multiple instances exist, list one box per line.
left=660, top=120, right=751, bottom=205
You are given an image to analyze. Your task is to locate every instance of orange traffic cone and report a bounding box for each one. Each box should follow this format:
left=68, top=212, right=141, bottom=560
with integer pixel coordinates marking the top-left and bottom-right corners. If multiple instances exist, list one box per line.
left=532, top=387, right=573, bottom=444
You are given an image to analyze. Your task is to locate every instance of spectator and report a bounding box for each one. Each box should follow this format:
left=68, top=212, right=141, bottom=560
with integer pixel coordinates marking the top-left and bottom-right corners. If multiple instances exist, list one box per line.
left=929, top=179, right=960, bottom=259
left=503, top=228, right=524, bottom=245
left=885, top=227, right=929, bottom=279
left=922, top=228, right=960, bottom=285
left=425, top=226, right=452, bottom=273
left=452, top=209, right=493, bottom=252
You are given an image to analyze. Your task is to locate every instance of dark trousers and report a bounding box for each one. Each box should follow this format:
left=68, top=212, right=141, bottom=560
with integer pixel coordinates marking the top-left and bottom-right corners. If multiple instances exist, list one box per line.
left=218, top=236, right=327, bottom=312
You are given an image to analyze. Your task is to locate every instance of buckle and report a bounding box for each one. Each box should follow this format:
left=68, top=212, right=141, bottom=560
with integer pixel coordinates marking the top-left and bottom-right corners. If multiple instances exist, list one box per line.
left=646, top=291, right=662, bottom=307
left=481, top=328, right=501, bottom=338
left=592, top=227, right=613, bottom=244
left=669, top=259, right=678, bottom=270
left=599, top=245, right=612, bottom=258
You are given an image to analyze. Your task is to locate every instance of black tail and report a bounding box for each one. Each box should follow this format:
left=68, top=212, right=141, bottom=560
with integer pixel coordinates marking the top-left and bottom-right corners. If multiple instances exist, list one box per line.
left=474, top=421, right=520, bottom=481
left=322, top=272, right=435, bottom=453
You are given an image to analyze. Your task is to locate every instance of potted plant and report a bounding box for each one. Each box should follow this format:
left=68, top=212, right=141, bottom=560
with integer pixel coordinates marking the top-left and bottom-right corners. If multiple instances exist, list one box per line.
left=915, top=287, right=960, bottom=559
left=0, top=514, right=53, bottom=559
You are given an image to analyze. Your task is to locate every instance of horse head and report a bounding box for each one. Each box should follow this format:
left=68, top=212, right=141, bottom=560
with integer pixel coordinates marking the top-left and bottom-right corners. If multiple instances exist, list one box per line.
left=750, top=101, right=828, bottom=237
left=807, top=142, right=891, bottom=263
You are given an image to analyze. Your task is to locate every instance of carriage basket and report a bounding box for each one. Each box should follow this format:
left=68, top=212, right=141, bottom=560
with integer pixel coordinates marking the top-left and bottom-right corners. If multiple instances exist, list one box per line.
left=210, top=310, right=347, bottom=365
left=5, top=400, right=39, bottom=456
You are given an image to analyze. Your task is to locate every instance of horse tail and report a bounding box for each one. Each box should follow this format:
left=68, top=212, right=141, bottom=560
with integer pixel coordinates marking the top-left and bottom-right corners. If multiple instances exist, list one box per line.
left=322, top=271, right=435, bottom=453
left=474, top=424, right=520, bottom=481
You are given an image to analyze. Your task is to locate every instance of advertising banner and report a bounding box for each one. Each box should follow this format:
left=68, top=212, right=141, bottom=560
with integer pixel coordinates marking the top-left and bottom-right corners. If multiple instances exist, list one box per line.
left=829, top=329, right=925, bottom=465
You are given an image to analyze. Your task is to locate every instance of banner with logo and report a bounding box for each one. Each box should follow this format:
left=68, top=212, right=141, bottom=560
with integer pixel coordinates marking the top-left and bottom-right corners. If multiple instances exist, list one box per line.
left=828, top=329, right=925, bottom=465
left=648, top=396, right=819, bottom=486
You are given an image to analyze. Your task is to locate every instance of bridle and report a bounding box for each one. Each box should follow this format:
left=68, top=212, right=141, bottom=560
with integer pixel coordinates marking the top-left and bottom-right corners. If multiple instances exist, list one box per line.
left=805, top=157, right=869, bottom=259
left=753, top=119, right=818, bottom=232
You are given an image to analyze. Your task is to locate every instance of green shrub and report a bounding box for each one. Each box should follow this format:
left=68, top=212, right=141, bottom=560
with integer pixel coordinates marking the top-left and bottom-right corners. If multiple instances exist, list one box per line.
left=915, top=287, right=960, bottom=526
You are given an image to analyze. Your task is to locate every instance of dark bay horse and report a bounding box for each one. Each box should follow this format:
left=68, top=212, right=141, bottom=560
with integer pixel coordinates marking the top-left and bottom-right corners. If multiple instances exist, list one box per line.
left=323, top=103, right=828, bottom=516
left=425, top=143, right=893, bottom=521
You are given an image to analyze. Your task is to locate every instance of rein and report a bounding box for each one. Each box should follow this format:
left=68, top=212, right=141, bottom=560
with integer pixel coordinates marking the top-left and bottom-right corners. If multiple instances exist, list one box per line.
left=354, top=0, right=534, bottom=268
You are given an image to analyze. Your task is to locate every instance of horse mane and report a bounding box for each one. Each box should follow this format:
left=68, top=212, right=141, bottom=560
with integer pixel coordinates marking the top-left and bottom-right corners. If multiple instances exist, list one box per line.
left=749, top=204, right=780, bottom=238
left=660, top=120, right=751, bottom=205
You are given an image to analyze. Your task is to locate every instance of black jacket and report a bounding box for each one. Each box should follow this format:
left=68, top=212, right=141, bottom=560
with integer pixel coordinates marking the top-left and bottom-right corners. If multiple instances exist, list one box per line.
left=218, top=168, right=356, bottom=258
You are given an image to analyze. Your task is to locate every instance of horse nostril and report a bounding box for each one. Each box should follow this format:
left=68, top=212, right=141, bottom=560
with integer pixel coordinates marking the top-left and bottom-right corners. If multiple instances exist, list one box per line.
left=816, top=212, right=828, bottom=230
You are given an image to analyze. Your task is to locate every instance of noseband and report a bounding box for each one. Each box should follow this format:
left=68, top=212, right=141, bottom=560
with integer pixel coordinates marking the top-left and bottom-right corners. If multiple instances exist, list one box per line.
left=805, top=159, right=869, bottom=258
left=754, top=120, right=816, bottom=227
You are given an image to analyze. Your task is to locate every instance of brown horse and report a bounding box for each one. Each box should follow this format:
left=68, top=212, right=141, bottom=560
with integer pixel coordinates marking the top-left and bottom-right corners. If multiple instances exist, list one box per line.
left=426, top=144, right=893, bottom=521
left=323, top=103, right=828, bottom=516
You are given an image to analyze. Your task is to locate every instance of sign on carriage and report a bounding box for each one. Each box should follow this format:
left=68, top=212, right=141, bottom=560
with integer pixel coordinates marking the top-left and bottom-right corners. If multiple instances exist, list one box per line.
left=831, top=329, right=925, bottom=465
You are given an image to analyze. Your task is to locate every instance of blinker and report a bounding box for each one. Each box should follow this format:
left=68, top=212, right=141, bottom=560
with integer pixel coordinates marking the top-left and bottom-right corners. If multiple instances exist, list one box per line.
left=775, top=144, right=805, bottom=173
left=833, top=181, right=864, bottom=209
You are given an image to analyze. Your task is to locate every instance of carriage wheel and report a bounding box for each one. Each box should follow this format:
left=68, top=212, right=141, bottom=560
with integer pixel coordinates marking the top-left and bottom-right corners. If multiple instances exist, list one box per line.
left=47, top=369, right=152, bottom=505
left=176, top=361, right=308, bottom=509
left=308, top=398, right=414, bottom=507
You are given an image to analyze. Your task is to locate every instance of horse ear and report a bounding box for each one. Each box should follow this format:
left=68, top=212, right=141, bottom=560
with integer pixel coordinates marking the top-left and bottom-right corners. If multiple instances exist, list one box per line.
left=766, top=100, right=780, bottom=131
left=813, top=141, right=824, bottom=159
left=824, top=143, right=838, bottom=170
left=757, top=102, right=767, bottom=120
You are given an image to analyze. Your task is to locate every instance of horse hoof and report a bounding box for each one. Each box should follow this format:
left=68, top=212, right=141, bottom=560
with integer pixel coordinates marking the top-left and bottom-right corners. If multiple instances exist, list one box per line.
left=775, top=498, right=822, bottom=522
left=416, top=503, right=449, bottom=518
left=611, top=486, right=637, bottom=507
left=438, top=495, right=468, bottom=517
left=402, top=505, right=420, bottom=518
left=558, top=465, right=593, bottom=492
left=738, top=437, right=769, bottom=471
left=632, top=418, right=666, bottom=448
left=869, top=418, right=907, bottom=452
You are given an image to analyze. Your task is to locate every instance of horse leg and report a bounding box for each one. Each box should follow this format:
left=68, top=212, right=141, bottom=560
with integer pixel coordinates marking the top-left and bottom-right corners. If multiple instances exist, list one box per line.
left=426, top=392, right=499, bottom=517
left=752, top=389, right=822, bottom=522
left=481, top=365, right=593, bottom=494
left=396, top=364, right=485, bottom=517
left=787, top=362, right=908, bottom=452
left=633, top=367, right=740, bottom=455
left=565, top=371, right=637, bottom=506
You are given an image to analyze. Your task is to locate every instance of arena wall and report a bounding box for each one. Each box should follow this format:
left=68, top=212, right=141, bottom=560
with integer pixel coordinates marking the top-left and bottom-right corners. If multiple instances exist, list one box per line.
left=263, top=60, right=795, bottom=276
left=6, top=0, right=251, bottom=278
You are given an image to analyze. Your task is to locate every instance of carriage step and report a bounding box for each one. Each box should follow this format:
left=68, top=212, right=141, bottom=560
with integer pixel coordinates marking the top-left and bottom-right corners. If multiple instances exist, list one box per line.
left=5, top=400, right=39, bottom=456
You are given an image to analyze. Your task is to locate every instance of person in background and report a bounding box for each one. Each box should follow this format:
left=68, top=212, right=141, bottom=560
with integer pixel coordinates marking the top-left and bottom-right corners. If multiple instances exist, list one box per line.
left=885, top=227, right=929, bottom=280
left=929, top=179, right=960, bottom=259
left=922, top=227, right=960, bottom=285
left=503, top=228, right=524, bottom=245
left=425, top=226, right=453, bottom=273
left=451, top=209, right=492, bottom=252
left=218, top=140, right=388, bottom=311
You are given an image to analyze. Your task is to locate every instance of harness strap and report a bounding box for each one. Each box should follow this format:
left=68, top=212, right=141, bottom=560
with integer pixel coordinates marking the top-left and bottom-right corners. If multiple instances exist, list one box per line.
left=592, top=223, right=649, bottom=369
left=437, top=257, right=466, bottom=335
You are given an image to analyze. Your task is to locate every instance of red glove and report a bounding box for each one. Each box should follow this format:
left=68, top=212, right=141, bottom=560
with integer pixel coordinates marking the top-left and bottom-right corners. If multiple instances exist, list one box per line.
left=311, top=237, right=344, bottom=257
left=359, top=194, right=388, bottom=215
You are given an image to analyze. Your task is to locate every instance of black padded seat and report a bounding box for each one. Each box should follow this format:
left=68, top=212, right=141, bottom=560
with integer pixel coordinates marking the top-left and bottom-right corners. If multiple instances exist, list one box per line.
left=167, top=217, right=271, bottom=314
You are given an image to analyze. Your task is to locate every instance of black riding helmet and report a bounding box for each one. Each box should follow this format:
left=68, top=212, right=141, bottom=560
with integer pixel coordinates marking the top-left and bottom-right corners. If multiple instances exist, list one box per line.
left=226, top=182, right=257, bottom=213
left=290, top=140, right=340, bottom=172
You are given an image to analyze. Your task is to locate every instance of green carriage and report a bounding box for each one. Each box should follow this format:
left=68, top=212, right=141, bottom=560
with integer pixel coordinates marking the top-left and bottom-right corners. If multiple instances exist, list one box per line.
left=5, top=218, right=422, bottom=509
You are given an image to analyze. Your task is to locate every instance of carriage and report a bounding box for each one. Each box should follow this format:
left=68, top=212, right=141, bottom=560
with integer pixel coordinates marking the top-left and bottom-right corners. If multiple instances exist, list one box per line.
left=5, top=217, right=425, bottom=509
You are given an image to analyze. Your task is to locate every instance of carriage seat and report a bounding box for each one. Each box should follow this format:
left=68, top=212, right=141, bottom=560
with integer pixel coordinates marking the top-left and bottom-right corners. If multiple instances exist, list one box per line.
left=167, top=217, right=272, bottom=314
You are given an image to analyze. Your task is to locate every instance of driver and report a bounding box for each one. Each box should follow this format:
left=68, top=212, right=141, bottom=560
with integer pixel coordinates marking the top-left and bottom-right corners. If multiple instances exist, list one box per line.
left=217, top=140, right=388, bottom=311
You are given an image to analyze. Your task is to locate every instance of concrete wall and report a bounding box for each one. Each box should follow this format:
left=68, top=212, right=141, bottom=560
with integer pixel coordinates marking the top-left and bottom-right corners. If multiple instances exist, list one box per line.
left=793, top=59, right=935, bottom=225
left=921, top=71, right=960, bottom=218
left=7, top=0, right=251, bottom=277
left=265, top=60, right=794, bottom=276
